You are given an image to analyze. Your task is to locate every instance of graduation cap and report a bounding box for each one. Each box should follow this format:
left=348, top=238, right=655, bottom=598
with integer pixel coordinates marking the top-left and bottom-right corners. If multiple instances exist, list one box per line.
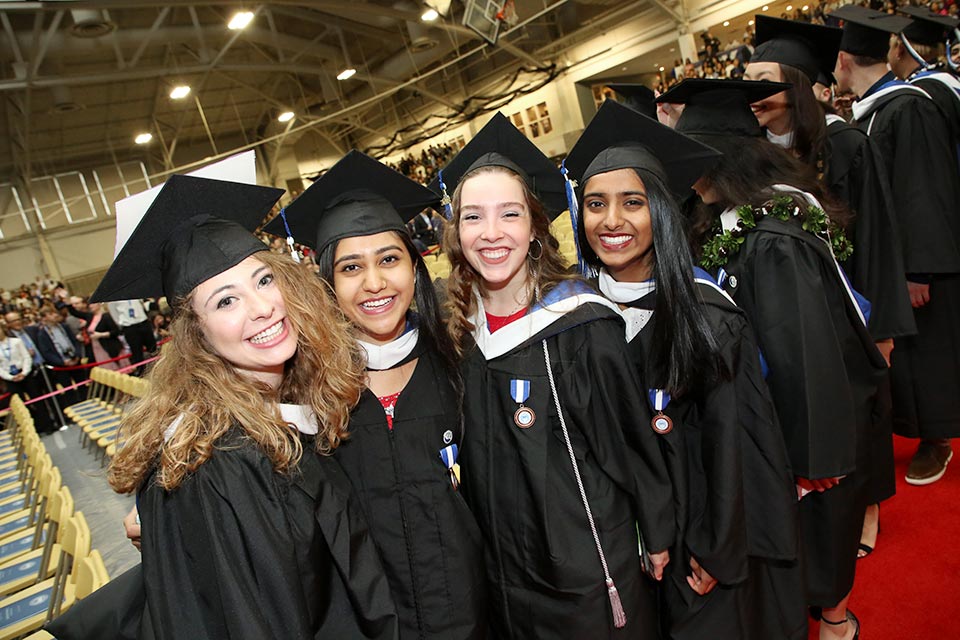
left=604, top=84, right=657, bottom=119
left=261, top=150, right=440, bottom=255
left=899, top=6, right=959, bottom=46
left=90, top=175, right=283, bottom=304
left=830, top=5, right=912, bottom=59
left=655, top=78, right=792, bottom=138
left=751, top=15, right=843, bottom=83
left=563, top=100, right=722, bottom=198
left=427, top=112, right=568, bottom=220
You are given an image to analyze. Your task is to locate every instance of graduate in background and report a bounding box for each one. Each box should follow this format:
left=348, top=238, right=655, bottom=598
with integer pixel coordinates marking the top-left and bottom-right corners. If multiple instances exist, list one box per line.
left=430, top=113, right=674, bottom=639
left=658, top=78, right=887, bottom=640
left=563, top=99, right=804, bottom=640
left=264, top=151, right=487, bottom=640
left=831, top=5, right=960, bottom=487
left=83, top=175, right=397, bottom=640
left=744, top=14, right=913, bottom=559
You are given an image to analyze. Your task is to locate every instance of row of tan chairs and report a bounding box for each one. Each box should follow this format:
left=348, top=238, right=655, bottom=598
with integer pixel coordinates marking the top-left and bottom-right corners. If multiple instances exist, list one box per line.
left=64, top=368, right=148, bottom=464
left=0, top=396, right=109, bottom=640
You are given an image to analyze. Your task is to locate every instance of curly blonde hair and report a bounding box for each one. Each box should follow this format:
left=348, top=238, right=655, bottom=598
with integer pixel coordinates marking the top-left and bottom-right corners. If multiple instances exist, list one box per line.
left=442, top=164, right=576, bottom=357
left=108, top=250, right=366, bottom=493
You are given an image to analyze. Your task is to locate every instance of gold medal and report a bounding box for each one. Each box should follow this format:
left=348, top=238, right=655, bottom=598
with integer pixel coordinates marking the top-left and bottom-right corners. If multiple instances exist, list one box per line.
left=651, top=412, right=673, bottom=434
left=514, top=406, right=536, bottom=429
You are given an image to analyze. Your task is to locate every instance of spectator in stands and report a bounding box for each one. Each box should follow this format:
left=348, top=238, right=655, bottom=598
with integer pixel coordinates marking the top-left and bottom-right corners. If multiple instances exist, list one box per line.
left=95, top=175, right=396, bottom=639
left=0, top=324, right=55, bottom=434
left=35, top=303, right=83, bottom=406
left=69, top=297, right=126, bottom=370
left=106, top=299, right=156, bottom=373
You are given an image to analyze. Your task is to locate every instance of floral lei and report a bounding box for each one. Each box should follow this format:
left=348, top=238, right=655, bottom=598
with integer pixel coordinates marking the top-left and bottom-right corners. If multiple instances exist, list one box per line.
left=700, top=195, right=853, bottom=270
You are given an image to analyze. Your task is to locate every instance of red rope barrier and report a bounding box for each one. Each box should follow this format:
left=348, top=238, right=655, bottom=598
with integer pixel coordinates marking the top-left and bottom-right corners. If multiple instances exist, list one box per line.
left=22, top=351, right=162, bottom=406
left=46, top=337, right=171, bottom=371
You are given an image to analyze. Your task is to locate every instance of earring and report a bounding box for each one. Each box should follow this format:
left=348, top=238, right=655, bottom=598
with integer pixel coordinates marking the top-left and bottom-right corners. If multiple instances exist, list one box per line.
left=528, top=238, right=543, bottom=261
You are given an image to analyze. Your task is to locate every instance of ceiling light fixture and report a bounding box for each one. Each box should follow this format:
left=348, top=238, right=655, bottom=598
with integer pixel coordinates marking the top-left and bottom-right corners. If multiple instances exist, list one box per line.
left=278, top=111, right=295, bottom=123
left=337, top=68, right=356, bottom=81
left=802, top=4, right=809, bottom=10
left=786, top=5, right=793, bottom=11
left=169, top=85, right=191, bottom=100
left=723, top=20, right=730, bottom=26
left=762, top=5, right=769, bottom=10
left=421, top=8, right=439, bottom=21
left=748, top=19, right=755, bottom=25
left=134, top=133, right=152, bottom=145
left=228, top=11, right=254, bottom=30
left=658, top=66, right=665, bottom=72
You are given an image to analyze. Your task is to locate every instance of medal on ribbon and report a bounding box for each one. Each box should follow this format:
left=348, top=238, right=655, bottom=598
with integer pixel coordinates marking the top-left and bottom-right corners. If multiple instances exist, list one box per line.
left=439, top=443, right=460, bottom=490
left=648, top=388, right=673, bottom=435
left=510, top=379, right=536, bottom=428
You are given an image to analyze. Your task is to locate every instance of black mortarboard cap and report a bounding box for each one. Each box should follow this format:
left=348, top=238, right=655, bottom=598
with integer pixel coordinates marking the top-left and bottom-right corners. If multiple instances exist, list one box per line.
left=605, top=84, right=658, bottom=119
left=564, top=100, right=722, bottom=198
left=831, top=5, right=911, bottom=59
left=262, top=150, right=439, bottom=255
left=751, top=15, right=843, bottom=82
left=656, top=78, right=792, bottom=138
left=427, top=112, right=568, bottom=219
left=90, top=175, right=283, bottom=304
left=899, top=6, right=959, bottom=46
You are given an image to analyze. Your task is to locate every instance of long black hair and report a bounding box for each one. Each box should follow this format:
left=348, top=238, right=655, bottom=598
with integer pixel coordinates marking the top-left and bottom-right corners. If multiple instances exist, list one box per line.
left=317, top=229, right=464, bottom=407
left=688, top=134, right=851, bottom=246
left=777, top=64, right=828, bottom=169
left=577, top=167, right=724, bottom=396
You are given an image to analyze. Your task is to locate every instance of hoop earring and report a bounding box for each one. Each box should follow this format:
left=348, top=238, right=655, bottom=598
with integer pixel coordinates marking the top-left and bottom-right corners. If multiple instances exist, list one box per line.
left=528, top=238, right=543, bottom=261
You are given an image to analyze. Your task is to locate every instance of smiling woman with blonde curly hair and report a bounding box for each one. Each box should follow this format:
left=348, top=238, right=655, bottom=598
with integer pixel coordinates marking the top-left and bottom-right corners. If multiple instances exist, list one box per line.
left=68, top=174, right=398, bottom=640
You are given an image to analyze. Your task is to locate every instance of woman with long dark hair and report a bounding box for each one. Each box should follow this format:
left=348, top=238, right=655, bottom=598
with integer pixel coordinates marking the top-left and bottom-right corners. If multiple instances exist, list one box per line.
left=264, top=150, right=486, bottom=640
left=657, top=78, right=886, bottom=640
left=92, top=175, right=397, bottom=640
left=564, top=99, right=804, bottom=640
left=430, top=113, right=674, bottom=639
left=744, top=14, right=914, bottom=561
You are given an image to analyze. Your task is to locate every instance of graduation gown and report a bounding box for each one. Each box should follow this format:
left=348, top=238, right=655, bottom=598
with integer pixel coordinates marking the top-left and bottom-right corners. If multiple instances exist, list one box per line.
left=334, top=341, right=487, bottom=640
left=136, top=426, right=399, bottom=640
left=460, top=281, right=674, bottom=639
left=824, top=116, right=904, bottom=504
left=852, top=80, right=960, bottom=439
left=908, top=68, right=960, bottom=161
left=610, top=275, right=804, bottom=640
left=717, top=210, right=886, bottom=606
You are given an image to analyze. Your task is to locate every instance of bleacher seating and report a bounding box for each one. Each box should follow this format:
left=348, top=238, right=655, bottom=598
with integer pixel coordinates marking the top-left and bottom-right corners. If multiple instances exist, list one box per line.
left=0, top=396, right=111, bottom=639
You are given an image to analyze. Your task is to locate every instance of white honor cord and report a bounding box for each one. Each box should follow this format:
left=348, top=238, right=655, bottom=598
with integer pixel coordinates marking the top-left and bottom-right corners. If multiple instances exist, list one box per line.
left=542, top=339, right=626, bottom=628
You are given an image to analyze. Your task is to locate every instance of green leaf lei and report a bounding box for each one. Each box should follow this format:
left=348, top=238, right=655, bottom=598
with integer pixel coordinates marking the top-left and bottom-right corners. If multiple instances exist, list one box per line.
left=700, top=195, right=853, bottom=270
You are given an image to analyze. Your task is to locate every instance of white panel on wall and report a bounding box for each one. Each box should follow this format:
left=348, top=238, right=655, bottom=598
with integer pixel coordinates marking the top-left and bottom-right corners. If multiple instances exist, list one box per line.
left=0, top=245, right=45, bottom=290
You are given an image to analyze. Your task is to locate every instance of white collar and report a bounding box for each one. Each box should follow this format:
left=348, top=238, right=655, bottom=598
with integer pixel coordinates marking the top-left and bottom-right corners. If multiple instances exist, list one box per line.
left=598, top=268, right=655, bottom=304
left=909, top=71, right=960, bottom=103
left=852, top=82, right=930, bottom=121
left=765, top=128, right=795, bottom=149
left=358, top=328, right=419, bottom=371
left=825, top=113, right=846, bottom=126
left=162, top=402, right=320, bottom=442
left=469, top=283, right=620, bottom=360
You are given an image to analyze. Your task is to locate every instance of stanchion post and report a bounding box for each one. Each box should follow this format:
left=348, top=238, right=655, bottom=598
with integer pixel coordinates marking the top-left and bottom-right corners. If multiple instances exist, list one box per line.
left=38, top=366, right=67, bottom=429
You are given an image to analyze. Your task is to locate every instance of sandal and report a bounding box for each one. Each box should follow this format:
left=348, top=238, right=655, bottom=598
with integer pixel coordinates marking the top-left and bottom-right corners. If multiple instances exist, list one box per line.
left=857, top=505, right=879, bottom=560
left=821, top=610, right=860, bottom=640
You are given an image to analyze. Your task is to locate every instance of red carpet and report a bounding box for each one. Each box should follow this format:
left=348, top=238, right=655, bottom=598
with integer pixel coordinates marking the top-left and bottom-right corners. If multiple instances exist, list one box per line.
left=807, top=435, right=960, bottom=639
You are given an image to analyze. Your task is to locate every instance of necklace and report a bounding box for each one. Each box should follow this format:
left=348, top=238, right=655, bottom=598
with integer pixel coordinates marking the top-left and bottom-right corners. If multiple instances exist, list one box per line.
left=700, top=195, right=852, bottom=270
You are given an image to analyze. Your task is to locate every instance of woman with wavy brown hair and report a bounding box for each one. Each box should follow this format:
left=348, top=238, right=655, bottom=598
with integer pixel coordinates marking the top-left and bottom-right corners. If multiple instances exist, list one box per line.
left=78, top=174, right=397, bottom=640
left=429, top=113, right=673, bottom=640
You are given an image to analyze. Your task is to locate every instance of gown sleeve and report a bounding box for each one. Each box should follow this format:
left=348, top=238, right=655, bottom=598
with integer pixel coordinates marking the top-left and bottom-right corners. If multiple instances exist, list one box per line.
left=745, top=233, right=858, bottom=480
left=558, top=315, right=676, bottom=554
left=140, top=443, right=317, bottom=640
left=685, top=311, right=797, bottom=585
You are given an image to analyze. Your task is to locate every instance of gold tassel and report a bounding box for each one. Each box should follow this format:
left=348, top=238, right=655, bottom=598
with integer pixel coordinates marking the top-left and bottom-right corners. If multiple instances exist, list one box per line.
left=607, top=578, right=626, bottom=629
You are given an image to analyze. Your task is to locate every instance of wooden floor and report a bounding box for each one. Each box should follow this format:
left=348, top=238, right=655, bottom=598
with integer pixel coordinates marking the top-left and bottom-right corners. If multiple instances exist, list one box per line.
left=43, top=425, right=140, bottom=579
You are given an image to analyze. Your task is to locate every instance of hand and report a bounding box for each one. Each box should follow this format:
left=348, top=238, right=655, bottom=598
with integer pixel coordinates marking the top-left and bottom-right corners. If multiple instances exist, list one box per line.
left=123, top=506, right=141, bottom=552
left=796, top=476, right=842, bottom=494
left=686, top=556, right=718, bottom=595
left=875, top=339, right=894, bottom=367
left=646, top=549, right=670, bottom=581
left=907, top=281, right=931, bottom=308
left=12, top=374, right=24, bottom=382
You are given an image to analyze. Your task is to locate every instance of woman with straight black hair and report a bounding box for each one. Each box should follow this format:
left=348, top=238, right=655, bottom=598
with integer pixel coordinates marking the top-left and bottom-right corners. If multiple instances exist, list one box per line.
left=658, top=78, right=886, bottom=640
left=565, top=99, right=804, bottom=640
left=263, top=150, right=486, bottom=640
left=745, top=14, right=914, bottom=560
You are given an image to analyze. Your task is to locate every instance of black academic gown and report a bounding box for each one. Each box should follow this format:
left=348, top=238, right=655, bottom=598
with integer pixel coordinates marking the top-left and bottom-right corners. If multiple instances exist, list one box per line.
left=334, top=342, right=487, bottom=640
left=136, top=426, right=399, bottom=640
left=852, top=82, right=960, bottom=439
left=718, top=215, right=886, bottom=607
left=824, top=117, right=906, bottom=505
left=460, top=285, right=674, bottom=639
left=908, top=68, right=960, bottom=162
left=614, top=279, right=804, bottom=640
